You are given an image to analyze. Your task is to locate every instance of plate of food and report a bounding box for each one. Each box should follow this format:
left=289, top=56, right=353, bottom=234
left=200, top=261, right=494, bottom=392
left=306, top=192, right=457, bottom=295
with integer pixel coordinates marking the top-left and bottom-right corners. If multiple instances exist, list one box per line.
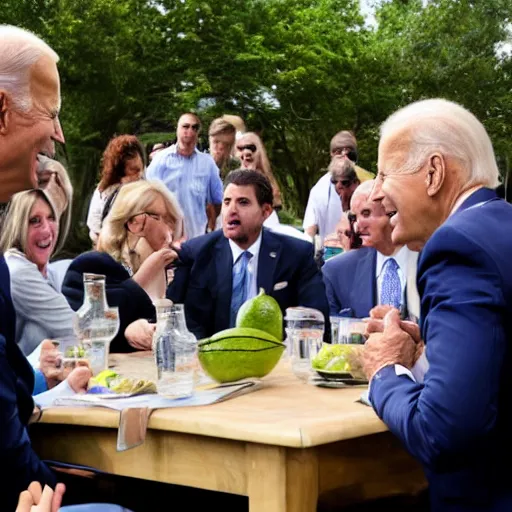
left=311, top=344, right=368, bottom=385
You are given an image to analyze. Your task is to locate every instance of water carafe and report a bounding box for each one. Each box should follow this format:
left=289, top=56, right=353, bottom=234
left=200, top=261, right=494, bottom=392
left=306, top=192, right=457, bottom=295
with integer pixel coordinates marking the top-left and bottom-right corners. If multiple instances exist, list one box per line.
left=284, top=307, right=325, bottom=382
left=153, top=299, right=197, bottom=398
left=73, top=273, right=120, bottom=375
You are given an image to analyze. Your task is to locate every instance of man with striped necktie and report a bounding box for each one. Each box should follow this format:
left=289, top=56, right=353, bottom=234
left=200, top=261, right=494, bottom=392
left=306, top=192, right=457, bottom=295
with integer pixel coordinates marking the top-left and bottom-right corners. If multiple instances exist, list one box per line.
left=167, top=169, right=330, bottom=340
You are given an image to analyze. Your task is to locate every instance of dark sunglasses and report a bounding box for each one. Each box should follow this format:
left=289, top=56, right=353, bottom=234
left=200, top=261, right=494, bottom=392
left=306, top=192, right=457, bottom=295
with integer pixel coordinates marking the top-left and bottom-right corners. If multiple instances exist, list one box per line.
left=330, top=178, right=353, bottom=187
left=181, top=123, right=201, bottom=132
left=237, top=144, right=257, bottom=153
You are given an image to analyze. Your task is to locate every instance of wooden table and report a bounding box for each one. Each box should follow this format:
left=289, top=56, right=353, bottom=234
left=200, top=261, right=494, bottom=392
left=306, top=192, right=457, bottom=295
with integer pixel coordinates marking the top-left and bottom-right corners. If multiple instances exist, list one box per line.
left=31, top=353, right=426, bottom=511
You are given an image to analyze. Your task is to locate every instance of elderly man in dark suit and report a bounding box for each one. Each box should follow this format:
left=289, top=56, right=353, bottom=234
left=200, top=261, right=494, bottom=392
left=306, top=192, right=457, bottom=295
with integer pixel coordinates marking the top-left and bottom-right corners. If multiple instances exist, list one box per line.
left=0, top=25, right=67, bottom=511
left=322, top=179, right=420, bottom=320
left=364, top=98, right=512, bottom=511
left=167, top=169, right=330, bottom=340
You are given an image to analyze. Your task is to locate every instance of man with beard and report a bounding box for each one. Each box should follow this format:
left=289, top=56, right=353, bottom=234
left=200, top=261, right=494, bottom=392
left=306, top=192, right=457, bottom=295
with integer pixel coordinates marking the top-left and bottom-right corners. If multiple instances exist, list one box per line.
left=167, top=169, right=330, bottom=340
left=363, top=99, right=512, bottom=511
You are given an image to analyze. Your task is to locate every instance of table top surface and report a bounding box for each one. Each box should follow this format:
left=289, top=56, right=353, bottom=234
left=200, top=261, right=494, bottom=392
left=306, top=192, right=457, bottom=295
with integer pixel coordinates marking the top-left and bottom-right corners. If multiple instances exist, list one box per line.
left=39, top=352, right=387, bottom=448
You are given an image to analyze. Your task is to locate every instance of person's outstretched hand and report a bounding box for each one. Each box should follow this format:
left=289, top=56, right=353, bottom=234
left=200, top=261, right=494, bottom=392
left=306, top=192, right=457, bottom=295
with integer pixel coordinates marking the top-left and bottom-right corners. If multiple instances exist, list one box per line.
left=16, top=482, right=65, bottom=512
left=66, top=362, right=92, bottom=393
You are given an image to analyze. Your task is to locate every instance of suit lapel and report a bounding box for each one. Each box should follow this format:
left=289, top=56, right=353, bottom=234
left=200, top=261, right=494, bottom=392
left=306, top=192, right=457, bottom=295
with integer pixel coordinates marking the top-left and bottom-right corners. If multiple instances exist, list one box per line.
left=350, top=248, right=376, bottom=316
left=215, top=237, right=233, bottom=330
left=257, top=229, right=281, bottom=296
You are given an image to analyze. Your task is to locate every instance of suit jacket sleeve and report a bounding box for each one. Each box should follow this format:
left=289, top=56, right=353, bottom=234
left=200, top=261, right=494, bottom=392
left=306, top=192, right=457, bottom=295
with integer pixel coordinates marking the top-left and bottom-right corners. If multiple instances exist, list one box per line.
left=322, top=264, right=342, bottom=316
left=369, top=227, right=506, bottom=471
left=166, top=243, right=193, bottom=306
left=0, top=337, right=55, bottom=509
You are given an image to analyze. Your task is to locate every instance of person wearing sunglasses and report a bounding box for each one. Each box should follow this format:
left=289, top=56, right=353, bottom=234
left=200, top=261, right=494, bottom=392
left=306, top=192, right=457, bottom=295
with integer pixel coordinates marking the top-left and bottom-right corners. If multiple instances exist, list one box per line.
left=303, top=130, right=374, bottom=247
left=146, top=112, right=224, bottom=240
left=235, top=132, right=283, bottom=212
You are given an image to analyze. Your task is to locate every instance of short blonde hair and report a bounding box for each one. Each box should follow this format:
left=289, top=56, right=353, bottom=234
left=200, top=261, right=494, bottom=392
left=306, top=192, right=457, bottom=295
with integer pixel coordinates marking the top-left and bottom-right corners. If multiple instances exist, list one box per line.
left=380, top=98, right=500, bottom=188
left=0, top=25, right=59, bottom=112
left=0, top=189, right=57, bottom=255
left=98, top=180, right=183, bottom=272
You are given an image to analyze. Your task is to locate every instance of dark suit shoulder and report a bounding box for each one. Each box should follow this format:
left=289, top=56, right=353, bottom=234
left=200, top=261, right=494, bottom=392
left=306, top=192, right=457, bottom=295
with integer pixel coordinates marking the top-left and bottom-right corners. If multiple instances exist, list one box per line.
left=262, top=228, right=313, bottom=253
left=66, top=251, right=130, bottom=279
left=179, top=230, right=225, bottom=259
left=323, top=247, right=375, bottom=274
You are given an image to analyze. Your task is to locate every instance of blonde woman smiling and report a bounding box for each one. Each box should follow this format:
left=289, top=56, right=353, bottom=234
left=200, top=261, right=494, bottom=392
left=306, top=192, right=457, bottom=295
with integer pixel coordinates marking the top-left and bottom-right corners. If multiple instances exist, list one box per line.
left=0, top=188, right=75, bottom=357
left=62, top=180, right=184, bottom=352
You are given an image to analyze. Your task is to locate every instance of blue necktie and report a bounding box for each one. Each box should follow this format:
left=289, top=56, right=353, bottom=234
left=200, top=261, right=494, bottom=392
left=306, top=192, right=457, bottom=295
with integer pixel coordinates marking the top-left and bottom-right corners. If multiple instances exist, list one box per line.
left=380, top=258, right=401, bottom=310
left=230, top=251, right=252, bottom=327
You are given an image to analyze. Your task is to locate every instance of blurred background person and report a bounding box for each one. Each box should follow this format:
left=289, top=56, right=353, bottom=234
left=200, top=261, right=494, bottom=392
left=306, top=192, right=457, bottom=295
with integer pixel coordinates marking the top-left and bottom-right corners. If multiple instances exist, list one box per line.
left=86, top=134, right=146, bottom=245
left=221, top=114, right=246, bottom=142
left=63, top=180, right=183, bottom=352
left=208, top=117, right=238, bottom=178
left=146, top=112, right=223, bottom=239
left=235, top=132, right=283, bottom=212
left=303, top=130, right=373, bottom=246
left=322, top=210, right=361, bottom=262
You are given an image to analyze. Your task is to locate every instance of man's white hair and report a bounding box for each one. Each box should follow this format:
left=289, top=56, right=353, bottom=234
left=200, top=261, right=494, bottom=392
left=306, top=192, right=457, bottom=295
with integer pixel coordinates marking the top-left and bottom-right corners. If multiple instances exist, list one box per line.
left=350, top=179, right=375, bottom=209
left=380, top=98, right=500, bottom=188
left=0, top=25, right=59, bottom=112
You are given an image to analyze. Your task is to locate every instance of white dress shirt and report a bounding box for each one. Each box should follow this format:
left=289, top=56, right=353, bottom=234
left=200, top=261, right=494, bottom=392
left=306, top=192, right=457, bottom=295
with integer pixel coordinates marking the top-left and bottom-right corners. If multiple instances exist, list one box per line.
left=375, top=245, right=409, bottom=308
left=228, top=232, right=262, bottom=300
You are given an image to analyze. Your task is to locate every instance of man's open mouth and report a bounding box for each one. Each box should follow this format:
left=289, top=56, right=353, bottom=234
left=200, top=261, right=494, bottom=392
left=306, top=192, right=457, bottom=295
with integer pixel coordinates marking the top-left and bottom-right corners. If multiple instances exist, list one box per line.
left=227, top=220, right=241, bottom=227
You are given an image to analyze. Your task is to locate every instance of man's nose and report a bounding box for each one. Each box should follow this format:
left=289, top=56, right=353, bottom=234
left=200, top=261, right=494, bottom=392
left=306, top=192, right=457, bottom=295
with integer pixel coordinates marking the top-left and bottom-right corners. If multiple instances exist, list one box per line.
left=53, top=116, right=65, bottom=144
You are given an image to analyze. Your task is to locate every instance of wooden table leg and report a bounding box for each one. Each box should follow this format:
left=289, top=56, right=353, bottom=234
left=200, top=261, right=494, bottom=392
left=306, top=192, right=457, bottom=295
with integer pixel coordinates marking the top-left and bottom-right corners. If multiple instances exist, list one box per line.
left=246, top=444, right=319, bottom=512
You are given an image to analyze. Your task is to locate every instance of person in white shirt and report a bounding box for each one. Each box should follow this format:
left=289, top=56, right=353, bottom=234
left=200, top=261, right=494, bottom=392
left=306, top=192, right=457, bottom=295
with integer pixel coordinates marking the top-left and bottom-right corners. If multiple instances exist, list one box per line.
left=303, top=130, right=374, bottom=245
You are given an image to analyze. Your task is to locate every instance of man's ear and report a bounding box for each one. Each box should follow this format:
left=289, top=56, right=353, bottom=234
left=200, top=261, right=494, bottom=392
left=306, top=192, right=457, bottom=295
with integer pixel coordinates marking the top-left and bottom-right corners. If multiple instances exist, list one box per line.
left=426, top=154, right=445, bottom=197
left=0, top=92, right=10, bottom=135
left=262, top=203, right=273, bottom=221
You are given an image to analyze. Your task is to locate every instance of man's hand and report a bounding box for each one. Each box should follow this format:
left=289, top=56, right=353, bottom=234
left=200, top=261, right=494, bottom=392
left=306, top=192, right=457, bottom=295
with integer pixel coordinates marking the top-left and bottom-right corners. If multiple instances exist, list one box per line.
left=66, top=363, right=92, bottom=393
left=125, top=319, right=155, bottom=350
left=39, top=340, right=62, bottom=389
left=16, top=482, right=65, bottom=512
left=365, top=305, right=422, bottom=344
left=362, top=309, right=418, bottom=380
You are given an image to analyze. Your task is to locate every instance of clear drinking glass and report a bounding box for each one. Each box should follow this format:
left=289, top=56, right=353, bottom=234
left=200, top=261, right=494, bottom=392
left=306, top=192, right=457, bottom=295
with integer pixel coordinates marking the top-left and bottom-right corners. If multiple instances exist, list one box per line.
left=285, top=307, right=325, bottom=382
left=337, top=318, right=366, bottom=344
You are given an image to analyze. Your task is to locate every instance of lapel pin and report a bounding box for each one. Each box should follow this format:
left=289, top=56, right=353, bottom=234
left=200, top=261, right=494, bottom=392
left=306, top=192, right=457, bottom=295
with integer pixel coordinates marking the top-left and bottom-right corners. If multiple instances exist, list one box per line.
left=270, top=252, right=277, bottom=258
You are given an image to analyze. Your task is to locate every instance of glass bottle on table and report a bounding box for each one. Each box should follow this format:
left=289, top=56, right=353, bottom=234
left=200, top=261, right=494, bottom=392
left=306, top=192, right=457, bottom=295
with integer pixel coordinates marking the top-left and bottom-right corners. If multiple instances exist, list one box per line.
left=152, top=299, right=197, bottom=398
left=73, top=273, right=120, bottom=376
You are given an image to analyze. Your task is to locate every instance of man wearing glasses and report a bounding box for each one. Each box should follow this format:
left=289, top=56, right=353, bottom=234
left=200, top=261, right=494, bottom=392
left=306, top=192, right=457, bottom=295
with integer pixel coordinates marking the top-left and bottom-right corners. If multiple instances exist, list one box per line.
left=146, top=112, right=223, bottom=240
left=303, top=130, right=373, bottom=246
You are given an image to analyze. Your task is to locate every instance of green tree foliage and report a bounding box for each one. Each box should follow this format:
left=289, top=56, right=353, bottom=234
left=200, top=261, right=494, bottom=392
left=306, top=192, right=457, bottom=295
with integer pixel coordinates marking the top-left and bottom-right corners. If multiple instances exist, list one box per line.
left=1, top=0, right=511, bottom=255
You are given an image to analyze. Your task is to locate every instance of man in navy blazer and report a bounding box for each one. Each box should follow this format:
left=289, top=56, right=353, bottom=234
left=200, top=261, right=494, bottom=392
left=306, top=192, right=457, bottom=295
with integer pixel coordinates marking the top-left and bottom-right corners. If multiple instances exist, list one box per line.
left=322, top=180, right=420, bottom=320
left=363, top=99, right=512, bottom=511
left=0, top=26, right=66, bottom=510
left=167, top=170, right=330, bottom=340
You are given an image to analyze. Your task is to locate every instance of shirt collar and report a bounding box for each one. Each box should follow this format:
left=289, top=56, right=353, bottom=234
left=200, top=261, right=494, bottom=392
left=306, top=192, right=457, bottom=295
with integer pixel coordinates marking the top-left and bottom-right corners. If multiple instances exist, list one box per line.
left=375, top=245, right=409, bottom=279
left=450, top=185, right=484, bottom=215
left=168, top=144, right=199, bottom=156
left=228, top=231, right=262, bottom=264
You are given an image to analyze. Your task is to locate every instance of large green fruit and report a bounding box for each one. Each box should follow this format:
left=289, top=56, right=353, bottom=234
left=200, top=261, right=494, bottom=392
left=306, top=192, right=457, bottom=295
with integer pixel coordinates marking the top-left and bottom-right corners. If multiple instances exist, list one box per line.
left=236, top=288, right=283, bottom=341
left=198, top=345, right=284, bottom=383
left=197, top=326, right=285, bottom=383
left=198, top=327, right=283, bottom=351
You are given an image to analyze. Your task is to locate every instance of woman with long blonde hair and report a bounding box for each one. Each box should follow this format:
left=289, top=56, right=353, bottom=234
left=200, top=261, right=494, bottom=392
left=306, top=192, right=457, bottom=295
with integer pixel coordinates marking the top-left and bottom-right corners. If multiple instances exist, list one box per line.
left=62, top=180, right=183, bottom=352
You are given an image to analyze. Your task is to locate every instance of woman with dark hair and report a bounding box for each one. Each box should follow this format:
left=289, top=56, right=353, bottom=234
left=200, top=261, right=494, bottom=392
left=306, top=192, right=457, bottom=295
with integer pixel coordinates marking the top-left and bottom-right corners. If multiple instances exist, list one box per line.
left=86, top=135, right=145, bottom=244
